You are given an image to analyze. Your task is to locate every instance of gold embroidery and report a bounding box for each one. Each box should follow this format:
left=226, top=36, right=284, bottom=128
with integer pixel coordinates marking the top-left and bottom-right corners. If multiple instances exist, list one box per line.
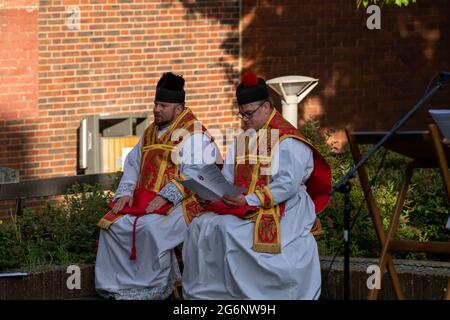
left=171, top=178, right=187, bottom=198
left=154, top=150, right=170, bottom=191
left=252, top=208, right=281, bottom=254
left=97, top=213, right=125, bottom=230
left=254, top=189, right=265, bottom=207
left=142, top=144, right=175, bottom=153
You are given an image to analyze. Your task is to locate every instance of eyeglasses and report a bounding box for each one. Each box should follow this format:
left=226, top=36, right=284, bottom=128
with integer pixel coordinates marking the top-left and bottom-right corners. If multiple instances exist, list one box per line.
left=236, top=101, right=266, bottom=120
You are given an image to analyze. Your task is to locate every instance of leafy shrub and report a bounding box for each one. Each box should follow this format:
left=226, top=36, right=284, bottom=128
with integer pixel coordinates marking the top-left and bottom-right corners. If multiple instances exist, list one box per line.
left=0, top=183, right=114, bottom=271
left=0, top=217, right=23, bottom=270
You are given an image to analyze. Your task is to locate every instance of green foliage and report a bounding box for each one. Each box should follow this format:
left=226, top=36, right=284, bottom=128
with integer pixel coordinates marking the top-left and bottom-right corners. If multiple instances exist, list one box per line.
left=0, top=183, right=113, bottom=272
left=357, top=0, right=417, bottom=7
left=0, top=216, right=22, bottom=270
left=301, top=120, right=449, bottom=260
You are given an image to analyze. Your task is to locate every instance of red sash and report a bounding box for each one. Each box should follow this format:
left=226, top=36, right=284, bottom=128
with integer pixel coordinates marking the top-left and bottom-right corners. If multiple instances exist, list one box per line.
left=204, top=202, right=258, bottom=219
left=107, top=188, right=172, bottom=215
left=101, top=189, right=172, bottom=260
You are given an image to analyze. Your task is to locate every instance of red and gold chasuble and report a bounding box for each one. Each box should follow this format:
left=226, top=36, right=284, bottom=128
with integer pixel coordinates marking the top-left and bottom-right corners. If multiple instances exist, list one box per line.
left=97, top=108, right=210, bottom=259
left=229, top=110, right=331, bottom=254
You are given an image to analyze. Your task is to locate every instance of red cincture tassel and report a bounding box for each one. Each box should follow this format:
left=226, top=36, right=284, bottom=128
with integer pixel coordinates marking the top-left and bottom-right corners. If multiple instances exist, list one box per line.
left=129, top=216, right=141, bottom=260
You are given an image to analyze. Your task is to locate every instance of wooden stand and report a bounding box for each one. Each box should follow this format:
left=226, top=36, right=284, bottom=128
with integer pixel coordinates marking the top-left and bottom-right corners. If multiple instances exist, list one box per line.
left=346, top=124, right=450, bottom=300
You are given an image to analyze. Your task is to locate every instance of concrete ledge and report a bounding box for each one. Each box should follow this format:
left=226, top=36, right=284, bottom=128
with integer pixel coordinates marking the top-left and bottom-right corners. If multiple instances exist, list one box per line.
left=0, top=265, right=96, bottom=300
left=320, top=257, right=450, bottom=300
left=0, top=257, right=449, bottom=299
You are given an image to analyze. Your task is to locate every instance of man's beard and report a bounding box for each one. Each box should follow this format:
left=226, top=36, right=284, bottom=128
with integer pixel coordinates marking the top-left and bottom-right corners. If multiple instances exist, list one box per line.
left=155, top=108, right=178, bottom=128
left=155, top=117, right=172, bottom=127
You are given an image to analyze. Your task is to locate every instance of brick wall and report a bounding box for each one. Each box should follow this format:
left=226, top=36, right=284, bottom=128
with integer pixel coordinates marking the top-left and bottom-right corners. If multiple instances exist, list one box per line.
left=0, top=0, right=39, bottom=177
left=1, top=0, right=240, bottom=180
left=242, top=0, right=450, bottom=147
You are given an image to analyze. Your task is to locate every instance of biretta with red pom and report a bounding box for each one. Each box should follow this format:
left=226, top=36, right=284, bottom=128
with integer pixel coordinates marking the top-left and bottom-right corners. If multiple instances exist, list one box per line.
left=236, top=71, right=269, bottom=105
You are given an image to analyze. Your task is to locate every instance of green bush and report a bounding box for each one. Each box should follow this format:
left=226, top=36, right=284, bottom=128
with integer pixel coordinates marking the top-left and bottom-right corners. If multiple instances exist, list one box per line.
left=0, top=217, right=23, bottom=270
left=301, top=120, right=449, bottom=260
left=0, top=183, right=114, bottom=272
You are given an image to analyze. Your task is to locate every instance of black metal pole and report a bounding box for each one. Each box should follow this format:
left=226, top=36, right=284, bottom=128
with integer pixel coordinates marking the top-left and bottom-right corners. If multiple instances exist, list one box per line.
left=331, top=72, right=450, bottom=300
left=343, top=182, right=351, bottom=300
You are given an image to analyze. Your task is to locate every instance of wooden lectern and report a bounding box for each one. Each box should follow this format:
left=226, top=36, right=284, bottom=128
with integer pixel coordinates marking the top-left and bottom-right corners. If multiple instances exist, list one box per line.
left=346, top=124, right=450, bottom=300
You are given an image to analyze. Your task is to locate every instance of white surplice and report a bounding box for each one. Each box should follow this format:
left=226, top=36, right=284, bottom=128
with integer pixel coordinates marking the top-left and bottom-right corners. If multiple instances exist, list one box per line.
left=182, top=138, right=322, bottom=300
left=95, top=127, right=217, bottom=300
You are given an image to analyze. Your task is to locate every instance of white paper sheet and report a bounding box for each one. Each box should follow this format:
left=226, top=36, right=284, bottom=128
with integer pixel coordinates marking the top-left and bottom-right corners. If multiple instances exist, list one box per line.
left=178, top=165, right=246, bottom=202
left=429, top=109, right=450, bottom=139
left=0, top=272, right=28, bottom=278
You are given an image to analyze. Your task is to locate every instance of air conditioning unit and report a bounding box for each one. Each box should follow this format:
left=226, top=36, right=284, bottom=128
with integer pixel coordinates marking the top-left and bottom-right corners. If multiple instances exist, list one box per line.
left=0, top=167, right=19, bottom=184
left=78, top=114, right=149, bottom=174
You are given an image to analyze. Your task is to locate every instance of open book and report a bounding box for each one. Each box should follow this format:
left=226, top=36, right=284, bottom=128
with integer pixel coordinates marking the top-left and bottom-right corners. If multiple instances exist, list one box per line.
left=178, top=165, right=246, bottom=202
left=429, top=109, right=450, bottom=139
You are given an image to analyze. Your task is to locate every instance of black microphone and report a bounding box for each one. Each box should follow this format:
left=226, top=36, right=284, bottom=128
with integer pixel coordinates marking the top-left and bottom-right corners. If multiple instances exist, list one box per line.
left=438, top=71, right=450, bottom=82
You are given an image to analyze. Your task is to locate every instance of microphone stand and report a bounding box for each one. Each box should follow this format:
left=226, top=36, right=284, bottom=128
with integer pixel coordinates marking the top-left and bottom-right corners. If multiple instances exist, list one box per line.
left=331, top=72, right=450, bottom=300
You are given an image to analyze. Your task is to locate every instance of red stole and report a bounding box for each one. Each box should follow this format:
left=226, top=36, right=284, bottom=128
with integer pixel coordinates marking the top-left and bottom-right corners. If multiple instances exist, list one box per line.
left=207, top=110, right=331, bottom=253
left=97, top=108, right=213, bottom=260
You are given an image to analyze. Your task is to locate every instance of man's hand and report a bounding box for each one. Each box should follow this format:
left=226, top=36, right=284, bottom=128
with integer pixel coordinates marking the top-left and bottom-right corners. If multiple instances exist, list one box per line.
left=222, top=194, right=247, bottom=208
left=195, top=195, right=212, bottom=207
left=112, top=195, right=133, bottom=214
left=146, top=195, right=169, bottom=213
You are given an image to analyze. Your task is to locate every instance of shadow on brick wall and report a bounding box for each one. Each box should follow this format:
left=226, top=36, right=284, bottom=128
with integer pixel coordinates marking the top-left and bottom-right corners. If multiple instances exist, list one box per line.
left=178, top=0, right=450, bottom=139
